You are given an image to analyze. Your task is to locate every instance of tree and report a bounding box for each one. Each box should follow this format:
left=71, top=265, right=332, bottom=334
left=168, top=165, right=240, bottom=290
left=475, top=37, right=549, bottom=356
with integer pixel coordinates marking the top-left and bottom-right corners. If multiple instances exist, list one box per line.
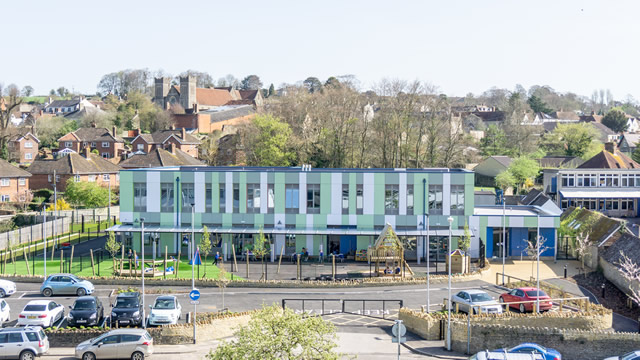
left=56, top=87, right=69, bottom=97
left=253, top=229, right=269, bottom=281
left=244, top=114, right=294, bottom=166
left=524, top=235, right=550, bottom=312
left=49, top=89, right=56, bottom=96
left=21, top=86, right=34, bottom=97
left=198, top=131, right=222, bottom=166
left=200, top=226, right=212, bottom=278
left=240, top=75, right=263, bottom=90
left=0, top=84, right=22, bottom=156
left=495, top=170, right=516, bottom=191
left=541, top=123, right=600, bottom=158
left=459, top=221, right=471, bottom=253
left=508, top=157, right=540, bottom=193
left=324, top=76, right=341, bottom=88
left=216, top=264, right=230, bottom=310
left=574, top=233, right=591, bottom=273
left=602, top=109, right=628, bottom=133
left=64, top=179, right=110, bottom=208
left=480, top=125, right=508, bottom=156
left=632, top=146, right=640, bottom=164
left=303, top=77, right=323, bottom=93
left=207, top=304, right=339, bottom=360
left=178, top=70, right=214, bottom=88
left=527, top=95, right=552, bottom=113
left=617, top=251, right=640, bottom=307
left=267, top=83, right=276, bottom=97
left=105, top=231, right=121, bottom=274
left=46, top=198, right=72, bottom=211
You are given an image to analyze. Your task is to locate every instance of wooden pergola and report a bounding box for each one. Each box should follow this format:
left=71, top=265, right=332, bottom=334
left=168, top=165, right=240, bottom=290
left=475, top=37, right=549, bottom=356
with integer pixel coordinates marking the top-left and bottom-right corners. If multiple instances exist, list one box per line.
left=368, top=224, right=414, bottom=277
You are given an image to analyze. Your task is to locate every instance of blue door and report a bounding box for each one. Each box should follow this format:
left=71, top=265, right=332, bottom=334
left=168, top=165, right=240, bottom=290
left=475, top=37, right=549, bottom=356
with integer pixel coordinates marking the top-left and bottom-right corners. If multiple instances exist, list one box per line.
left=340, top=235, right=357, bottom=256
left=486, top=227, right=493, bottom=258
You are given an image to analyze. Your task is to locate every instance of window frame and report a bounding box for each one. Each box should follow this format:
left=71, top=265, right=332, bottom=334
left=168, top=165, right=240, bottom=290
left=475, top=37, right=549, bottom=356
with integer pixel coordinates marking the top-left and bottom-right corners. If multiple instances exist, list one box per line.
left=285, top=184, right=299, bottom=214
left=160, top=183, right=174, bottom=212
left=134, top=183, right=147, bottom=212
left=306, top=184, right=321, bottom=214
left=384, top=184, right=399, bottom=215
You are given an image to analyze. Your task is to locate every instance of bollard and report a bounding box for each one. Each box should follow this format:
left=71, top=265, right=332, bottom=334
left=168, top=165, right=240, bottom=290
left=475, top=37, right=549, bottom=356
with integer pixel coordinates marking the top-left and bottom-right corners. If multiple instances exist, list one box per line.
left=564, top=265, right=567, bottom=279
left=601, top=283, right=605, bottom=298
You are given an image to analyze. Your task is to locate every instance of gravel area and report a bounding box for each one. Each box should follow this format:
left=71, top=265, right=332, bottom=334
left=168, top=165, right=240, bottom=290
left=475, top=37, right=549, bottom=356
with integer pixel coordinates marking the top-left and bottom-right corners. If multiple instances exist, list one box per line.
left=572, top=272, right=640, bottom=320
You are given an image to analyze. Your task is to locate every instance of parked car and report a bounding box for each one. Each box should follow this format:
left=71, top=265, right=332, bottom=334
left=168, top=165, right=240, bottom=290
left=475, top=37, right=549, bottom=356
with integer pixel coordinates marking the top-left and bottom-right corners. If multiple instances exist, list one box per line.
left=74, top=329, right=153, bottom=360
left=148, top=295, right=182, bottom=326
left=68, top=296, right=104, bottom=327
left=493, top=343, right=562, bottom=360
left=0, top=279, right=17, bottom=297
left=451, top=289, right=503, bottom=315
left=470, top=351, right=545, bottom=360
left=499, top=287, right=553, bottom=313
left=0, top=326, right=49, bottom=360
left=0, top=299, right=11, bottom=323
left=40, top=274, right=95, bottom=297
left=17, top=300, right=64, bottom=328
left=604, top=350, right=640, bottom=360
left=111, top=292, right=144, bottom=327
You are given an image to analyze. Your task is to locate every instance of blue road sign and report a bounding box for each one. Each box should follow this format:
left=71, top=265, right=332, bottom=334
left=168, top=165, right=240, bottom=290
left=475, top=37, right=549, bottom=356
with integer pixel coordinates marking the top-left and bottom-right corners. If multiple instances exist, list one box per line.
left=189, top=289, right=201, bottom=301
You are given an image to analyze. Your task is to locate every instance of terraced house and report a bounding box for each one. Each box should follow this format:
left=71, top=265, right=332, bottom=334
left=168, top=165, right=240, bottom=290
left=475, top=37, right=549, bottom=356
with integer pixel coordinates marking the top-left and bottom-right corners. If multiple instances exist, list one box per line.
left=112, top=166, right=560, bottom=262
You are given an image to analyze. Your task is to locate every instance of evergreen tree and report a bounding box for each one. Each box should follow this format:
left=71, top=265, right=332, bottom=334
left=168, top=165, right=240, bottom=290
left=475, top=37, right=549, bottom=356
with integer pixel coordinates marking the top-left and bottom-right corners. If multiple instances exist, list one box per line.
left=602, top=109, right=628, bottom=133
left=480, top=125, right=508, bottom=156
left=268, top=83, right=276, bottom=97
left=527, top=95, right=552, bottom=113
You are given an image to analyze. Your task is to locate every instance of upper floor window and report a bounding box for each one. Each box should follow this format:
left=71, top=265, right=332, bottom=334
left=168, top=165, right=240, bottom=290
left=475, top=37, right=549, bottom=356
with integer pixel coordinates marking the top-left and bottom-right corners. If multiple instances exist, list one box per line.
left=450, top=185, right=465, bottom=215
left=285, top=184, right=299, bottom=214
left=181, top=183, right=195, bottom=211
left=384, top=185, right=399, bottom=215
left=219, top=183, right=226, bottom=212
left=103, top=174, right=110, bottom=181
left=428, top=184, right=443, bottom=215
left=64, top=142, right=72, bottom=148
left=307, top=184, right=321, bottom=214
left=205, top=184, right=212, bottom=212
left=576, top=173, right=596, bottom=187
left=75, top=175, right=81, bottom=182
left=342, top=184, right=349, bottom=214
left=0, top=179, right=9, bottom=187
left=88, top=175, right=96, bottom=182
left=134, top=183, right=147, bottom=212
left=24, top=141, right=33, bottom=148
left=161, top=183, right=174, bottom=212
left=137, top=144, right=144, bottom=151
left=102, top=142, right=109, bottom=148
left=55, top=175, right=60, bottom=183
left=267, top=184, right=275, bottom=214
left=18, top=178, right=26, bottom=186
left=356, top=185, right=363, bottom=215
left=48, top=175, right=52, bottom=182
left=91, top=142, right=96, bottom=148
left=561, top=174, right=574, bottom=187
left=247, top=183, right=260, bottom=213
left=407, top=184, right=414, bottom=215
left=233, top=184, right=239, bottom=213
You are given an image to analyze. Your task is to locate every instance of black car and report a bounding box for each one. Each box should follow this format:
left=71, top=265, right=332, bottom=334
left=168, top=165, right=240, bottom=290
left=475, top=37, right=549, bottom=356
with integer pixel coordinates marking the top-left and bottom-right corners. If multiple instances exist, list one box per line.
left=111, top=292, right=143, bottom=327
left=68, top=295, right=104, bottom=327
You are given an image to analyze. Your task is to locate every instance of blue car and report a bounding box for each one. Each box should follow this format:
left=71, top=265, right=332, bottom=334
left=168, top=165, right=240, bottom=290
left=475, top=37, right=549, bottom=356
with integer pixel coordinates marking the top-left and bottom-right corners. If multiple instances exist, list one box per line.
left=40, top=273, right=95, bottom=297
left=494, top=343, right=561, bottom=360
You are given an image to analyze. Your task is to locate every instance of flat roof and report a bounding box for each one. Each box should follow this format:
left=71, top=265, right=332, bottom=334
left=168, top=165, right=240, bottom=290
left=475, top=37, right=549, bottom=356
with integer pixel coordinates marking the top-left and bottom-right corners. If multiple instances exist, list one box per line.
left=121, top=166, right=472, bottom=174
left=473, top=205, right=558, bottom=217
left=560, top=189, right=640, bottom=198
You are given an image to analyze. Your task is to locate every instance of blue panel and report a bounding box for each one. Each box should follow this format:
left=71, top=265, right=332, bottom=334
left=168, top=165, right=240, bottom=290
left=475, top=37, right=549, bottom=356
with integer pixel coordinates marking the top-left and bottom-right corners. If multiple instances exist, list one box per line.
left=340, top=235, right=357, bottom=255
left=551, top=177, right=557, bottom=193
left=486, top=227, right=493, bottom=258
left=509, top=228, right=529, bottom=257
left=540, top=228, right=555, bottom=257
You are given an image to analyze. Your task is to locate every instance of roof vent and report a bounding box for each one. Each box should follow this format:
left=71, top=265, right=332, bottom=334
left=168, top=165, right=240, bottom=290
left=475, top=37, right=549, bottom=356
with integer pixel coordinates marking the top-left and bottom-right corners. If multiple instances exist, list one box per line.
left=301, top=164, right=312, bottom=172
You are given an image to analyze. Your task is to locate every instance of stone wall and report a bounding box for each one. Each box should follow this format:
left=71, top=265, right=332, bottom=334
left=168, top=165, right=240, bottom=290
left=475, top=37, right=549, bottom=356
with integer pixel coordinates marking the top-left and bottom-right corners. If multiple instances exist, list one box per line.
left=450, top=321, right=640, bottom=360
left=600, top=256, right=640, bottom=300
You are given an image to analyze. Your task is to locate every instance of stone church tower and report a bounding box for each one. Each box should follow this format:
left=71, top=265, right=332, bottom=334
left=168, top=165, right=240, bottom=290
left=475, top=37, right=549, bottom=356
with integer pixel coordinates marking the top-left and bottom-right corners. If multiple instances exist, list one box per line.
left=179, top=76, right=197, bottom=111
left=153, top=78, right=170, bottom=107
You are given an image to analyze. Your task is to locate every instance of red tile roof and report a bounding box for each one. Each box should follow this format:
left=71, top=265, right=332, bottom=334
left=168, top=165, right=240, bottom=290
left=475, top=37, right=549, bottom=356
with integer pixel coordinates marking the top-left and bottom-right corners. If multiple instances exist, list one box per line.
left=195, top=88, right=233, bottom=106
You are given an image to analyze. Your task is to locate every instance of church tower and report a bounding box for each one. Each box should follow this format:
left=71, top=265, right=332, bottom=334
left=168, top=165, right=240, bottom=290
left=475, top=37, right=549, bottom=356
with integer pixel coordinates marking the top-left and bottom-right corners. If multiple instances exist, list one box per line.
left=154, top=78, right=170, bottom=107
left=179, top=76, right=197, bottom=111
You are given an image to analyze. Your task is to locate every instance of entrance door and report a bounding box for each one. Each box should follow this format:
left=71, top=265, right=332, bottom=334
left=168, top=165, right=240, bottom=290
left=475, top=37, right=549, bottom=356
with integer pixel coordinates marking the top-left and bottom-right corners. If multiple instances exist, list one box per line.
left=340, top=235, right=357, bottom=256
left=492, top=228, right=509, bottom=259
left=328, top=236, right=340, bottom=255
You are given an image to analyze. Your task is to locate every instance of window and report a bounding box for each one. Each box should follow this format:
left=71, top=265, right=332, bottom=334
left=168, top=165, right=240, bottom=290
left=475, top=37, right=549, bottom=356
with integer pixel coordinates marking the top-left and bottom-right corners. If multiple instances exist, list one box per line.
left=25, top=153, right=32, bottom=160
left=406, top=184, right=414, bottom=215
left=102, top=142, right=109, bottom=148
left=83, top=142, right=87, bottom=147
left=342, top=184, right=349, bottom=214
left=0, top=178, right=9, bottom=187
left=384, top=185, right=399, bottom=215
left=64, top=141, right=72, bottom=148
left=102, top=153, right=109, bottom=159
left=1, top=195, right=9, bottom=202
left=285, top=184, right=299, bottom=214
left=24, top=141, right=33, bottom=148
left=247, top=183, right=261, bottom=213
left=428, top=184, right=443, bottom=214
left=267, top=184, right=275, bottom=214
left=306, top=184, right=321, bottom=214
left=7, top=333, right=22, bottom=343
left=121, top=334, right=141, bottom=342
left=134, top=183, right=147, bottom=212
left=91, top=142, right=96, bottom=148
left=561, top=174, right=575, bottom=187
left=103, top=174, right=110, bottom=181
left=219, top=183, right=226, bottom=212
left=48, top=174, right=52, bottom=182
left=18, top=178, right=25, bottom=186
left=56, top=175, right=60, bottom=183
left=233, top=184, right=239, bottom=213
left=75, top=175, right=81, bottom=182
left=161, top=183, right=174, bottom=212
left=181, top=183, right=195, bottom=211
left=356, top=185, right=363, bottom=215
left=100, top=335, right=120, bottom=345
left=205, top=184, right=212, bottom=212
left=88, top=175, right=96, bottom=182
left=25, top=332, right=38, bottom=342
left=137, top=144, right=144, bottom=151
left=450, top=185, right=465, bottom=215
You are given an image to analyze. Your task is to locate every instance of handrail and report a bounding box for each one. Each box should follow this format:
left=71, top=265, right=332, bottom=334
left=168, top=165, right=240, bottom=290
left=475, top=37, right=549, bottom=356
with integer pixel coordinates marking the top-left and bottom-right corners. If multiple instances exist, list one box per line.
left=443, top=295, right=591, bottom=315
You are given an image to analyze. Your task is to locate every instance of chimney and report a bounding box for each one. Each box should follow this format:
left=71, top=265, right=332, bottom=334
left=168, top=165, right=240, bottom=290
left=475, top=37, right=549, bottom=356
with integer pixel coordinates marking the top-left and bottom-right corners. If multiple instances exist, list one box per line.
left=604, top=142, right=616, bottom=154
left=169, top=124, right=175, bottom=131
left=84, top=146, right=91, bottom=158
left=112, top=126, right=117, bottom=137
left=136, top=128, right=141, bottom=137
left=181, top=127, right=186, bottom=140
left=193, top=103, right=198, bottom=113
left=170, top=143, right=176, bottom=154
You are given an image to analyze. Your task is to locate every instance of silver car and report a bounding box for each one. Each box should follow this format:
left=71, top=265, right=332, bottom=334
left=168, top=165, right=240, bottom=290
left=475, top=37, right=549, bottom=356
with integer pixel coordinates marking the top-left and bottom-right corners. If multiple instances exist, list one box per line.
left=451, top=289, right=503, bottom=315
left=40, top=274, right=95, bottom=297
left=0, top=326, right=49, bottom=360
left=75, top=329, right=153, bottom=360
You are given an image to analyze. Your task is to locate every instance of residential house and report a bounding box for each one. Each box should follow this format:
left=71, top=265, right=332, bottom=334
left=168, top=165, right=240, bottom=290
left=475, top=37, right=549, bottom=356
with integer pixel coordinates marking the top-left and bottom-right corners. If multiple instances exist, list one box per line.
left=543, top=142, right=640, bottom=217
left=590, top=122, right=619, bottom=143
left=57, top=126, right=124, bottom=161
left=0, top=159, right=31, bottom=202
left=539, top=156, right=583, bottom=169
left=44, top=97, right=98, bottom=116
left=627, top=117, right=640, bottom=133
left=7, top=132, right=39, bottom=165
left=27, top=149, right=121, bottom=192
left=171, top=105, right=255, bottom=134
left=119, top=145, right=204, bottom=169
left=618, top=132, right=640, bottom=155
left=130, top=127, right=200, bottom=158
left=579, top=111, right=604, bottom=123
left=473, top=156, right=512, bottom=187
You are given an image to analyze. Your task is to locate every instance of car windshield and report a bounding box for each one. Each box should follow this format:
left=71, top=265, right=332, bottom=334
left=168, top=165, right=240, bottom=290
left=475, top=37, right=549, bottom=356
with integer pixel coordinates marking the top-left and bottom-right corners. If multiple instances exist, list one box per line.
left=154, top=299, right=175, bottom=309
left=470, top=293, right=493, bottom=302
left=24, top=305, right=46, bottom=312
left=39, top=329, right=46, bottom=340
left=525, top=290, right=548, bottom=297
left=74, top=300, right=96, bottom=310
left=116, top=298, right=138, bottom=308
left=621, top=352, right=639, bottom=360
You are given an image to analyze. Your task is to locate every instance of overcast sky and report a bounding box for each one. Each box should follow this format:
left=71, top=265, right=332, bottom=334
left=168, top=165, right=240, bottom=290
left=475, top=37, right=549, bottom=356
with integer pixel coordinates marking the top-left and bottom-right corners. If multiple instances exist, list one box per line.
left=3, top=0, right=639, bottom=100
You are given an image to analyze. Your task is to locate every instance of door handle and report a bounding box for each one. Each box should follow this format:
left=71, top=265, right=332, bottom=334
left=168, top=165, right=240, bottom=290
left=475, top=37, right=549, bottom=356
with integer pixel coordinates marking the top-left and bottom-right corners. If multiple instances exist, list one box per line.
left=17, top=344, right=22, bottom=346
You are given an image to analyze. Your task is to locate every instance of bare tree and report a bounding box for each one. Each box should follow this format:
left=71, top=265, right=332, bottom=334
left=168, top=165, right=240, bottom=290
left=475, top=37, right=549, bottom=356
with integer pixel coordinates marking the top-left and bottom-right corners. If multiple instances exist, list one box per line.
left=524, top=234, right=550, bottom=312
left=0, top=84, right=22, bottom=155
left=574, top=233, right=591, bottom=273
left=617, top=251, right=640, bottom=306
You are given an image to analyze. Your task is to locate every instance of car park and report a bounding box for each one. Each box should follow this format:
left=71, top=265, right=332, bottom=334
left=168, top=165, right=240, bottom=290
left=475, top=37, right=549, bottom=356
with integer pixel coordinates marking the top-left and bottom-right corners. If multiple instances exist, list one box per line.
left=0, top=279, right=17, bottom=297
left=0, top=299, right=10, bottom=323
left=18, top=300, right=65, bottom=328
left=451, top=289, right=503, bottom=315
left=604, top=350, right=640, bottom=360
left=499, top=287, right=553, bottom=313
left=148, top=295, right=181, bottom=326
left=40, top=274, right=95, bottom=297
left=0, top=326, right=49, bottom=360
left=68, top=296, right=104, bottom=327
left=493, top=343, right=561, bottom=360
left=74, top=329, right=153, bottom=360
left=111, top=292, right=144, bottom=327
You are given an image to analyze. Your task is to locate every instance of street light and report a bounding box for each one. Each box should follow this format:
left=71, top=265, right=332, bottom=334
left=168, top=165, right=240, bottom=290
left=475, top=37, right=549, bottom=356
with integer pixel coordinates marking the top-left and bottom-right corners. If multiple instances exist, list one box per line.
left=191, top=202, right=196, bottom=344
left=136, top=218, right=146, bottom=329
left=43, top=205, right=47, bottom=278
left=502, top=190, right=506, bottom=285
left=446, top=216, right=453, bottom=351
left=536, top=213, right=541, bottom=313
left=423, top=179, right=431, bottom=313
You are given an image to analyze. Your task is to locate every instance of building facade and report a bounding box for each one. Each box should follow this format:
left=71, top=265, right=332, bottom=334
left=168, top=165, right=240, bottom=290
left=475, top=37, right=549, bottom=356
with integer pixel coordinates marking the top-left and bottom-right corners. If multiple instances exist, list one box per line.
left=57, top=126, right=124, bottom=161
left=7, top=132, right=39, bottom=165
left=0, top=159, right=31, bottom=202
left=114, top=166, right=559, bottom=261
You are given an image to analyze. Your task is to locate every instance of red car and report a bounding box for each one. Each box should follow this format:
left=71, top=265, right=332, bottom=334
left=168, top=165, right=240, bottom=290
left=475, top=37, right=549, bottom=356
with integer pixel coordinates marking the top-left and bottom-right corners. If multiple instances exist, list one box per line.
left=499, top=287, right=553, bottom=313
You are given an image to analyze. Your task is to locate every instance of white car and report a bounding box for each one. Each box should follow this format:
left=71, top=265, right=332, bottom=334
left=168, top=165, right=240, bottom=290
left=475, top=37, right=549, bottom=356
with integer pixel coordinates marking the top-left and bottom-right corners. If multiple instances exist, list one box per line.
left=0, top=279, right=17, bottom=297
left=18, top=300, right=65, bottom=327
left=148, top=295, right=182, bottom=326
left=604, top=351, right=640, bottom=360
left=451, top=289, right=503, bottom=315
left=0, top=299, right=10, bottom=323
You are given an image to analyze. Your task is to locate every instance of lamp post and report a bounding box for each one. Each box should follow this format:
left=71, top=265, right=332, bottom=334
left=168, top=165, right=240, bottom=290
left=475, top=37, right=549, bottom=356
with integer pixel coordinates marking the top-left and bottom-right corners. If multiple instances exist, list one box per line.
left=536, top=213, right=541, bottom=313
left=136, top=218, right=146, bottom=329
left=43, top=205, right=47, bottom=278
left=191, top=203, right=196, bottom=344
left=423, top=179, right=430, bottom=312
left=502, top=190, right=506, bottom=285
left=446, top=216, right=453, bottom=351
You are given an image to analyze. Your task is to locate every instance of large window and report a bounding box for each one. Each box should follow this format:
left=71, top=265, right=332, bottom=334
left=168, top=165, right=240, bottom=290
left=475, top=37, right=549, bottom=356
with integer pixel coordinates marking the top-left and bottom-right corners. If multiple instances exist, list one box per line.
left=307, top=184, right=321, bottom=214
left=267, top=184, right=275, bottom=213
left=0, top=179, right=8, bottom=187
left=406, top=184, right=414, bottom=215
left=342, top=185, right=349, bottom=214
left=134, top=183, right=147, bottom=212
left=450, top=185, right=465, bottom=215
left=428, top=184, right=443, bottom=215
left=285, top=184, right=299, bottom=214
left=181, top=183, right=195, bottom=211
left=561, top=174, right=575, bottom=187
left=161, top=183, right=174, bottom=212
left=385, top=185, right=399, bottom=215
left=219, top=183, right=226, bottom=212
left=356, top=185, right=363, bottom=215
left=24, top=141, right=33, bottom=148
left=233, top=184, right=240, bottom=213
left=247, top=183, right=260, bottom=213
left=205, top=184, right=212, bottom=212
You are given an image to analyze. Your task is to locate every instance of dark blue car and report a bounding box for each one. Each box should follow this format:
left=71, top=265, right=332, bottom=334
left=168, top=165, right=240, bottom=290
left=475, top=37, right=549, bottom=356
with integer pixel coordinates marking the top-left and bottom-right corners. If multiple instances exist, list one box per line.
left=494, top=343, right=562, bottom=360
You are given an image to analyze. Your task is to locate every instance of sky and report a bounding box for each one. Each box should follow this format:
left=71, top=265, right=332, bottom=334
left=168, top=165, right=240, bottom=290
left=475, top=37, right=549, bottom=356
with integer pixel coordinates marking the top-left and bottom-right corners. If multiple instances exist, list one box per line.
left=3, top=0, right=640, bottom=100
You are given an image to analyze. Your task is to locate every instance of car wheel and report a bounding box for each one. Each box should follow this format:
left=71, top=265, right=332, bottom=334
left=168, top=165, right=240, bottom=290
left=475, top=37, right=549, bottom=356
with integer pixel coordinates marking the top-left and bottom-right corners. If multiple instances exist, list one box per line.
left=77, top=288, right=86, bottom=296
left=131, top=351, right=145, bottom=360
left=19, top=350, right=35, bottom=360
left=0, top=289, right=6, bottom=298
left=519, top=303, right=526, bottom=313
left=82, top=352, right=96, bottom=360
left=42, top=288, right=53, bottom=297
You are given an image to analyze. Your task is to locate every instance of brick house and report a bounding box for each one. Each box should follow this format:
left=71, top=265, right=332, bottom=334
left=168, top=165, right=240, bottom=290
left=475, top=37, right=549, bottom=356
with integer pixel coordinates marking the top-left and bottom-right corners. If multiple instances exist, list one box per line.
left=0, top=158, right=32, bottom=202
left=57, top=126, right=124, bottom=162
left=28, top=148, right=121, bottom=192
left=130, top=127, right=200, bottom=158
left=120, top=144, right=204, bottom=169
left=7, top=132, right=40, bottom=165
